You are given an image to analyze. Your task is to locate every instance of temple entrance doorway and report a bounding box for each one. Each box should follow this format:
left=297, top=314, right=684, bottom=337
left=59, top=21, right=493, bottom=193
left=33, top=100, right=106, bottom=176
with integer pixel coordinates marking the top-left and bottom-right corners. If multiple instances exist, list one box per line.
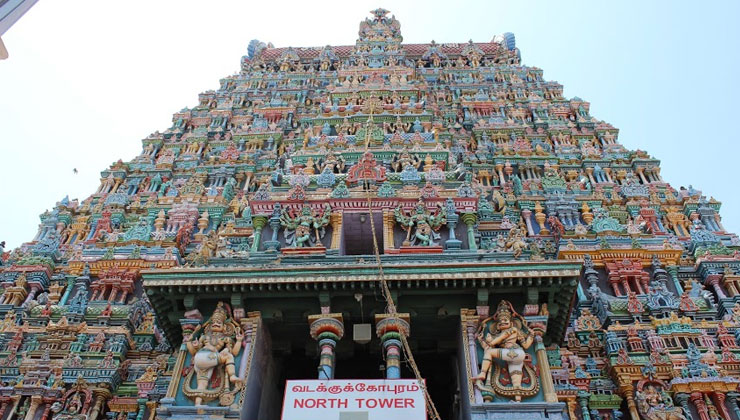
left=342, top=212, right=384, bottom=255
left=266, top=321, right=460, bottom=420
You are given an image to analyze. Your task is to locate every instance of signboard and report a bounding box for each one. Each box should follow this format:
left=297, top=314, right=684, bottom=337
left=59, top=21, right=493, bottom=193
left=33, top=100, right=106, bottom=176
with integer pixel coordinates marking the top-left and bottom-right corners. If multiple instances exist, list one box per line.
left=282, top=379, right=426, bottom=420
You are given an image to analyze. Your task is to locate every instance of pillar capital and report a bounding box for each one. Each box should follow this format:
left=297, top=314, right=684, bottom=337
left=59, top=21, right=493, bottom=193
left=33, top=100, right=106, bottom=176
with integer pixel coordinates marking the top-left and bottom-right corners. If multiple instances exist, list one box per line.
left=375, top=313, right=410, bottom=379
left=91, top=385, right=113, bottom=402
left=375, top=313, right=410, bottom=338
left=252, top=215, right=268, bottom=229
left=308, top=313, right=344, bottom=380
left=461, top=212, right=478, bottom=226
left=308, top=313, right=344, bottom=342
left=711, top=392, right=732, bottom=420
left=706, top=273, right=722, bottom=285
left=674, top=392, right=690, bottom=404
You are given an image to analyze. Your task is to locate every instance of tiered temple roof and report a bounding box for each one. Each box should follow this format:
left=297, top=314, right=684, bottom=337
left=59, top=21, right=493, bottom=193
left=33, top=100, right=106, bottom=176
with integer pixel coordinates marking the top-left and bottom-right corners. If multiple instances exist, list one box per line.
left=0, top=8, right=739, bottom=420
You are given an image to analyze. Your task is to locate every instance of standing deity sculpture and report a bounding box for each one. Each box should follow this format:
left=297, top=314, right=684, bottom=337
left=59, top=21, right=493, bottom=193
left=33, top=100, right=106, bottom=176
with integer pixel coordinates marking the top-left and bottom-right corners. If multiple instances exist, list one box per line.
left=472, top=300, right=539, bottom=401
left=51, top=377, right=92, bottom=420
left=184, top=302, right=244, bottom=406
left=279, top=204, right=331, bottom=248
left=394, top=199, right=447, bottom=247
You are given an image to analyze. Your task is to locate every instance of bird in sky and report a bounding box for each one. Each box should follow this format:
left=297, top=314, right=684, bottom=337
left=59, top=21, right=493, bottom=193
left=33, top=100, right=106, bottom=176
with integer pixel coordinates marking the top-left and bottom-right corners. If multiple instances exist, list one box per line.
left=73, top=168, right=78, bottom=174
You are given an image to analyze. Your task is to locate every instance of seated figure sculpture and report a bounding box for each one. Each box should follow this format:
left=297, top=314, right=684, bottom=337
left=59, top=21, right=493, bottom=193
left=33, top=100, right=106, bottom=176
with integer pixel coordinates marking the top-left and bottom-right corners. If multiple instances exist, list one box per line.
left=636, top=383, right=686, bottom=420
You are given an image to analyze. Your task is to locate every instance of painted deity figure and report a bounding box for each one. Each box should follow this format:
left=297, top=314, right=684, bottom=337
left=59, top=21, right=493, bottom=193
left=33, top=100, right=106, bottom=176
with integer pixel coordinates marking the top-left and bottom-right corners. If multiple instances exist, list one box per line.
left=394, top=199, right=447, bottom=247
left=472, top=300, right=538, bottom=401
left=504, top=224, right=528, bottom=258
left=279, top=204, right=331, bottom=248
left=635, top=384, right=686, bottom=420
left=51, top=389, right=88, bottom=420
left=184, top=302, right=244, bottom=406
left=185, top=231, right=219, bottom=267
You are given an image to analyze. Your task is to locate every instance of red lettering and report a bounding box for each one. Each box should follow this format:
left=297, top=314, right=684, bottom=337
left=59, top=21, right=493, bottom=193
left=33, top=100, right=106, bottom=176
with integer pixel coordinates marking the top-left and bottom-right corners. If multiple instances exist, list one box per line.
left=379, top=398, right=393, bottom=408
left=294, top=398, right=350, bottom=409
left=350, top=398, right=416, bottom=409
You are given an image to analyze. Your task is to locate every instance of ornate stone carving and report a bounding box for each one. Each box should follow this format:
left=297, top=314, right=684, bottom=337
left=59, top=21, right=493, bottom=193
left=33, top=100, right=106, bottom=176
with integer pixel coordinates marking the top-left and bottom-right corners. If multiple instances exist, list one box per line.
left=183, top=302, right=244, bottom=406
left=472, top=301, right=539, bottom=402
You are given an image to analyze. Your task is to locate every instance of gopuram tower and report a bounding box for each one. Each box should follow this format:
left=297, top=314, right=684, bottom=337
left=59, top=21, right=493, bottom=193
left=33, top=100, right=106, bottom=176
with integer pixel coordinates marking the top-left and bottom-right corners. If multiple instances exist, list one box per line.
left=1, top=8, right=739, bottom=420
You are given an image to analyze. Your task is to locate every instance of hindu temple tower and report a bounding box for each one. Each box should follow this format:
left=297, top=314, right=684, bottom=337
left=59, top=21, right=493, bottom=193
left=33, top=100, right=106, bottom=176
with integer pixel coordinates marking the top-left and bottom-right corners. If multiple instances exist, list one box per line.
left=1, top=8, right=739, bottom=420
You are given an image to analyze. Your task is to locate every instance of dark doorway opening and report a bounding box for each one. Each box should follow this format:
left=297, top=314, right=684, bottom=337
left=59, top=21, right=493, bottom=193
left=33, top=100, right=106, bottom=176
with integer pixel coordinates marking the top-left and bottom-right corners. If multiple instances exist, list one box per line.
left=343, top=212, right=384, bottom=256
left=400, top=352, right=459, bottom=420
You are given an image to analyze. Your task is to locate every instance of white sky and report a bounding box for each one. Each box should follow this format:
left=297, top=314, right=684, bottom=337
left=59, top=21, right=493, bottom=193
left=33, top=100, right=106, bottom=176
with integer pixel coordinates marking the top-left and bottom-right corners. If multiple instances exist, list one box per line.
left=1, top=0, right=739, bottom=248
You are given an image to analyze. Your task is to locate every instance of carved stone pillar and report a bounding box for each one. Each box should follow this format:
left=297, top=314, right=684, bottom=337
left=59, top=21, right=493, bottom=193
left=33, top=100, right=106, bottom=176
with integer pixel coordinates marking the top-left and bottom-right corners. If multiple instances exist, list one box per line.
left=521, top=209, right=534, bottom=236
left=375, top=313, right=410, bottom=379
left=461, top=213, right=477, bottom=251
left=585, top=167, right=596, bottom=185
left=8, top=396, right=21, bottom=419
left=711, top=392, right=731, bottom=420
left=250, top=216, right=267, bottom=252
left=329, top=211, right=343, bottom=250
left=725, top=392, right=740, bottom=420
left=58, top=277, right=76, bottom=306
left=706, top=274, right=727, bottom=300
left=41, top=398, right=55, bottom=420
left=444, top=199, right=462, bottom=251
left=667, top=265, right=684, bottom=295
left=23, top=285, right=41, bottom=306
left=23, top=395, right=42, bottom=420
left=264, top=207, right=283, bottom=252
left=637, top=168, right=648, bottom=184
left=534, top=335, right=558, bottom=403
left=88, top=386, right=112, bottom=420
left=462, top=310, right=483, bottom=404
left=108, top=286, right=120, bottom=303
left=565, top=399, right=578, bottom=420
left=0, top=398, right=10, bottom=419
left=145, top=401, right=157, bottom=420
left=136, top=398, right=147, bottom=420
left=603, top=168, right=614, bottom=183
left=495, top=164, right=505, bottom=184
left=383, top=209, right=396, bottom=251
left=111, top=178, right=122, bottom=193
left=714, top=214, right=726, bottom=232
left=674, top=393, right=693, bottom=420
left=623, top=385, right=640, bottom=420
left=308, top=313, right=344, bottom=379
left=576, top=391, right=591, bottom=420
left=691, top=392, right=710, bottom=420
left=723, top=276, right=739, bottom=297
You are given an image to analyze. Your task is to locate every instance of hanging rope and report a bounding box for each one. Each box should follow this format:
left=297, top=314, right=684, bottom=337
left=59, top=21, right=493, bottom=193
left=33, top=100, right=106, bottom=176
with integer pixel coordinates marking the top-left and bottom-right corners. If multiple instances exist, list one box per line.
left=362, top=116, right=443, bottom=420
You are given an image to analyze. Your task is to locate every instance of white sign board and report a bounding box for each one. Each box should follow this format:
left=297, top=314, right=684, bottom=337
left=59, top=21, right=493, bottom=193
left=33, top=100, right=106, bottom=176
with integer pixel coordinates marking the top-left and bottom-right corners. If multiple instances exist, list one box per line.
left=282, top=379, right=427, bottom=420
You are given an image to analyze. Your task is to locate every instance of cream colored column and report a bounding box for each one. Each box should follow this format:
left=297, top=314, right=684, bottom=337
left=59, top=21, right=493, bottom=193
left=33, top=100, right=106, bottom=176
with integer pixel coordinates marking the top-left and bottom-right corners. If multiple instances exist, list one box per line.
left=330, top=211, right=343, bottom=250
left=383, top=209, right=395, bottom=251
left=534, top=335, right=558, bottom=403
